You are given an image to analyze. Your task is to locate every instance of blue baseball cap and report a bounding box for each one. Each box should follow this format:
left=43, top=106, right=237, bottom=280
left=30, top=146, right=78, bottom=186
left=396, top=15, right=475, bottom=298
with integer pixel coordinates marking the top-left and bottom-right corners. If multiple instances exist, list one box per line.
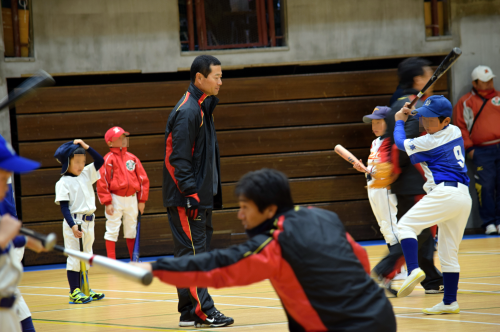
left=363, top=106, right=391, bottom=123
left=0, top=134, right=40, bottom=174
left=54, top=141, right=82, bottom=175
left=414, top=95, right=452, bottom=118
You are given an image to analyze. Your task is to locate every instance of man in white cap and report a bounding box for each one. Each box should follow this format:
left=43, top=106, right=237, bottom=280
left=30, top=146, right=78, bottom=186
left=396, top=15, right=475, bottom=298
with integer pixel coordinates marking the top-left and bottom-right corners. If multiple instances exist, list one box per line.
left=453, top=65, right=500, bottom=235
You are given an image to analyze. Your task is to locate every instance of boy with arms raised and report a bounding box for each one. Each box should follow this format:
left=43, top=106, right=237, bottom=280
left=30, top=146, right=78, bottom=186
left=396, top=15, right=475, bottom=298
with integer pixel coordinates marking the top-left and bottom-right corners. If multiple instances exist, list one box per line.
left=394, top=95, right=472, bottom=314
left=54, top=139, right=105, bottom=304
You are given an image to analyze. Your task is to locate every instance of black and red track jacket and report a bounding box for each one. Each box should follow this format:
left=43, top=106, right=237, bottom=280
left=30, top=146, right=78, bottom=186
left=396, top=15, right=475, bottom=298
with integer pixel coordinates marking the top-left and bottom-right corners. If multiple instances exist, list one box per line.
left=384, top=89, right=427, bottom=195
left=152, top=206, right=396, bottom=332
left=162, top=83, right=222, bottom=209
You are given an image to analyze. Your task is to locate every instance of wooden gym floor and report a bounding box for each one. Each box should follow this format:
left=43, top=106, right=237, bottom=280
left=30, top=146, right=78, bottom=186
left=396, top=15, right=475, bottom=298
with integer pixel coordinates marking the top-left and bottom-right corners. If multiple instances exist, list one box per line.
left=20, top=236, right=500, bottom=331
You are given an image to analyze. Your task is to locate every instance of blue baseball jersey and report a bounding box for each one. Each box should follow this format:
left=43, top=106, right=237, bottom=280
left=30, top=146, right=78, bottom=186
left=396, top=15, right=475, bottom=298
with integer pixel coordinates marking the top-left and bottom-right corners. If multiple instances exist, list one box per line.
left=403, top=124, right=469, bottom=193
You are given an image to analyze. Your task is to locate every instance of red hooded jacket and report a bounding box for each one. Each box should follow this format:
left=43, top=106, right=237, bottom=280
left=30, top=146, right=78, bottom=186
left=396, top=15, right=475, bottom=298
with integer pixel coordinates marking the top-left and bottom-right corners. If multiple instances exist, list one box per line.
left=97, top=147, right=149, bottom=206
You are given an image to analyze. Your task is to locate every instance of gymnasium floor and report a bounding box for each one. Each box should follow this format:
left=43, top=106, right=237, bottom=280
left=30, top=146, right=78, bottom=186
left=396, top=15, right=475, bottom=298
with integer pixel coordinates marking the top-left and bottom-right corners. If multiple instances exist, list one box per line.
left=20, top=235, right=500, bottom=331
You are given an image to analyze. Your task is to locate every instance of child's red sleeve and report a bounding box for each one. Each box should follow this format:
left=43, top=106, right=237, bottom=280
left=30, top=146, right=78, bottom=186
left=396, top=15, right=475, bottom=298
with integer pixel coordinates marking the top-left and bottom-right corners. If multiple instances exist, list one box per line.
left=96, top=154, right=113, bottom=206
left=135, top=158, right=150, bottom=203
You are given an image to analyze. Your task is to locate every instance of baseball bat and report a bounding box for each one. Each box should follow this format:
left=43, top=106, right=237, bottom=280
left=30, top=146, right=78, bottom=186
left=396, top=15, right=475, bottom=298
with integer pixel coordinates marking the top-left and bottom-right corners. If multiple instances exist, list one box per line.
left=132, top=213, right=142, bottom=262
left=78, top=223, right=91, bottom=296
left=410, top=47, right=462, bottom=114
left=335, top=144, right=370, bottom=173
left=1, top=70, right=55, bottom=110
left=53, top=245, right=153, bottom=286
left=19, top=228, right=57, bottom=251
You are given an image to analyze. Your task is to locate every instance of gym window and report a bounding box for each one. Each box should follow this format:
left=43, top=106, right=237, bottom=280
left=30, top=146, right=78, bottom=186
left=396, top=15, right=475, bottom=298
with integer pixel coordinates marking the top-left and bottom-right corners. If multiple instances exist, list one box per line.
left=178, top=0, right=285, bottom=52
left=2, top=0, right=33, bottom=58
left=424, top=0, right=451, bottom=38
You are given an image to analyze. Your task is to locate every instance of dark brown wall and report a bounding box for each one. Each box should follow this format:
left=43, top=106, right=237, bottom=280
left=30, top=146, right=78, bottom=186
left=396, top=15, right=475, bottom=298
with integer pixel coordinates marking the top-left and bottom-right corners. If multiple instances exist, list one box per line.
left=14, top=68, right=448, bottom=265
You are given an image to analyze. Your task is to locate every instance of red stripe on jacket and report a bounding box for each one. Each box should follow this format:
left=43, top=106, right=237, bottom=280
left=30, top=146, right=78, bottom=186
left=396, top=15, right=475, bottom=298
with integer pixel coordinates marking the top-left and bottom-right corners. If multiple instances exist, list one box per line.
left=164, top=92, right=191, bottom=192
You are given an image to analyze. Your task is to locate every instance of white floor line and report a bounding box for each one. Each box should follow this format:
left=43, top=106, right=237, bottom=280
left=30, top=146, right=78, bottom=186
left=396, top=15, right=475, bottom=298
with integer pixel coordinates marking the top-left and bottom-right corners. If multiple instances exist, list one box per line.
left=461, top=276, right=500, bottom=280
left=412, top=286, right=500, bottom=294
left=396, top=314, right=500, bottom=326
left=23, top=293, right=283, bottom=311
left=19, top=286, right=281, bottom=301
left=460, top=281, right=500, bottom=286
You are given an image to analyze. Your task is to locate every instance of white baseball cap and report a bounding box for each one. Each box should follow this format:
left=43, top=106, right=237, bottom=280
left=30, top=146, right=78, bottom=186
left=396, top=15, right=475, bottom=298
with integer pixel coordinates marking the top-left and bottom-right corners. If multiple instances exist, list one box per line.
left=471, top=65, right=495, bottom=82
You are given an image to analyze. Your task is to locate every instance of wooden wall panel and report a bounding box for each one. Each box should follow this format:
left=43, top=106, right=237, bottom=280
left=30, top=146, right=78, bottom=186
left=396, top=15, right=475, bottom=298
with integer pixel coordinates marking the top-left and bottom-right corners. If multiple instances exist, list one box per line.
left=15, top=96, right=389, bottom=141
left=20, top=175, right=367, bottom=222
left=16, top=68, right=447, bottom=114
left=20, top=149, right=369, bottom=196
left=18, top=124, right=373, bottom=168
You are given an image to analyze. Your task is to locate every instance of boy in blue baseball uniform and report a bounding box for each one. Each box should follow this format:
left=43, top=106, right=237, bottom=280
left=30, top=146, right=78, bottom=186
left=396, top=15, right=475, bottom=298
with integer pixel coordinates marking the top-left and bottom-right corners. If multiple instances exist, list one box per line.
left=393, top=95, right=472, bottom=314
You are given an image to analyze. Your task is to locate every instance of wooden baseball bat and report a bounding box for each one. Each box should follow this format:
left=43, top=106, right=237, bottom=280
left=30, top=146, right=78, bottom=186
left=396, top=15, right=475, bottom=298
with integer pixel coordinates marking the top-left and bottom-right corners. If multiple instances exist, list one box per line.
left=410, top=47, right=462, bottom=114
left=334, top=144, right=370, bottom=173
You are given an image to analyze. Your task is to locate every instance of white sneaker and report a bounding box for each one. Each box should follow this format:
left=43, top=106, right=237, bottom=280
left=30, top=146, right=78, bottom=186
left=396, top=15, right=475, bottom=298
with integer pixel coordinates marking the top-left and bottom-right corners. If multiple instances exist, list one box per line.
left=485, top=224, right=498, bottom=235
left=397, top=267, right=426, bottom=298
left=423, top=301, right=460, bottom=315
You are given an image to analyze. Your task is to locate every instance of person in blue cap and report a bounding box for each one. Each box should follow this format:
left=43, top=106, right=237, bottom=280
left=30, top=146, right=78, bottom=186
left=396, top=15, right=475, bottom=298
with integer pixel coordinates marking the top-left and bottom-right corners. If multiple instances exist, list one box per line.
left=0, top=134, right=44, bottom=332
left=394, top=95, right=472, bottom=314
left=53, top=139, right=105, bottom=304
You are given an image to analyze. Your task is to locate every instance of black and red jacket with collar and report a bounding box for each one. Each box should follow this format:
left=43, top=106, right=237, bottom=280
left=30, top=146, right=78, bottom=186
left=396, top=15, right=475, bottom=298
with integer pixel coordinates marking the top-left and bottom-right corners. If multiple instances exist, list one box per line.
left=162, top=83, right=222, bottom=209
left=152, top=206, right=396, bottom=332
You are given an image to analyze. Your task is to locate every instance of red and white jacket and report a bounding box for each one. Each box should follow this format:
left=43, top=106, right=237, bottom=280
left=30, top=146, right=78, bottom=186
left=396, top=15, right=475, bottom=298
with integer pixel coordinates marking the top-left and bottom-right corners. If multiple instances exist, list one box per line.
left=97, top=147, right=149, bottom=206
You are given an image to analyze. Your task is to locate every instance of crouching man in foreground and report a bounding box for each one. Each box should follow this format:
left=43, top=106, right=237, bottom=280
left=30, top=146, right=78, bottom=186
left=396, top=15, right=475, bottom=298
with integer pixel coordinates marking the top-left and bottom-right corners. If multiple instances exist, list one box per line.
left=132, top=169, right=396, bottom=331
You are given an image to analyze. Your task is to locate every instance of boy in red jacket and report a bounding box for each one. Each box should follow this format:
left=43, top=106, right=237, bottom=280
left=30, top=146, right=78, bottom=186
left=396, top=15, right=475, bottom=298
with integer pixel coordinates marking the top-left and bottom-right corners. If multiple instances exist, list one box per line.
left=97, top=127, right=150, bottom=260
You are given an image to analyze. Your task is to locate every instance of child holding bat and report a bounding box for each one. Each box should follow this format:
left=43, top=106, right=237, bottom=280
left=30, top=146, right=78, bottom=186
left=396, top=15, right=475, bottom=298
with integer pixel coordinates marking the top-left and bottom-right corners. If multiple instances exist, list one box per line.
left=96, top=127, right=149, bottom=260
left=54, top=139, right=105, bottom=304
left=351, top=106, right=403, bottom=295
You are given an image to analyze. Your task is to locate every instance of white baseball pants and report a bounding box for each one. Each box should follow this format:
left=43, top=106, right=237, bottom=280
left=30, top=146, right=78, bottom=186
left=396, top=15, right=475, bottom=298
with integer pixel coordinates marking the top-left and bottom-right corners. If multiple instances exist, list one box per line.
left=104, top=194, right=138, bottom=242
left=63, top=216, right=95, bottom=271
left=367, top=187, right=399, bottom=246
left=398, top=182, right=472, bottom=272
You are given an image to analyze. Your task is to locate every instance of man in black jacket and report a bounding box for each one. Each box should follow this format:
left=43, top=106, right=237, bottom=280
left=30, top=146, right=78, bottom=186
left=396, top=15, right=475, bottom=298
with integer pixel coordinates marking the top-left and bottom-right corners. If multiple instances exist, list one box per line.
left=162, top=55, right=231, bottom=327
left=372, top=57, right=443, bottom=294
left=135, top=169, right=397, bottom=331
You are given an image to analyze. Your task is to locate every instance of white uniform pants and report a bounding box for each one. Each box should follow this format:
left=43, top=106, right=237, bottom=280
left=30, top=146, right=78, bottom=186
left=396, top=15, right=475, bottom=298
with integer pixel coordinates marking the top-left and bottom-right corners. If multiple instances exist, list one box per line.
left=104, top=194, right=138, bottom=242
left=398, top=182, right=472, bottom=272
left=63, top=217, right=95, bottom=271
left=0, top=307, right=21, bottom=332
left=12, top=248, right=31, bottom=321
left=367, top=187, right=399, bottom=246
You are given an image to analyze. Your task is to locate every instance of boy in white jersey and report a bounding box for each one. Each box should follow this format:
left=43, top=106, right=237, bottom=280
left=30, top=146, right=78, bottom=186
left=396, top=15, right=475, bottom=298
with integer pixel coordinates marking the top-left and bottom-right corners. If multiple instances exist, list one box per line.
left=54, top=139, right=105, bottom=304
left=354, top=106, right=401, bottom=295
left=394, top=95, right=472, bottom=314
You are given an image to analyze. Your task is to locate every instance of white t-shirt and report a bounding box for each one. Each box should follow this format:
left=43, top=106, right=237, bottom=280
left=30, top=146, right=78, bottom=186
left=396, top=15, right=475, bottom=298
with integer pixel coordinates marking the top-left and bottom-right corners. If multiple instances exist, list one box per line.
left=55, top=163, right=100, bottom=215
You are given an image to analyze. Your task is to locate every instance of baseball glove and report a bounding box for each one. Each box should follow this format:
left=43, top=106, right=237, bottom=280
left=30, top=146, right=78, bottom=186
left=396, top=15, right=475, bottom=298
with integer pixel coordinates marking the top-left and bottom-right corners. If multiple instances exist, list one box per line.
left=368, top=162, right=393, bottom=189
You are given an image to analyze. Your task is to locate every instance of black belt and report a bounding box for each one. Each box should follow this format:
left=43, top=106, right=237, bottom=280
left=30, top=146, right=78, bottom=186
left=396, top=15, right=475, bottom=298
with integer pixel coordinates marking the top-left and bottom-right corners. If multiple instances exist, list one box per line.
left=443, top=181, right=458, bottom=187
left=73, top=214, right=94, bottom=221
left=0, top=295, right=16, bottom=308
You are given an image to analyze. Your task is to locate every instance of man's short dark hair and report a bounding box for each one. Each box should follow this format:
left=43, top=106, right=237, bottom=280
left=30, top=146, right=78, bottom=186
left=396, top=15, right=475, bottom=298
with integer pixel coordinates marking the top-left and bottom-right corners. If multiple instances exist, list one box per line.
left=235, top=169, right=294, bottom=213
left=398, top=57, right=431, bottom=89
left=190, top=55, right=221, bottom=83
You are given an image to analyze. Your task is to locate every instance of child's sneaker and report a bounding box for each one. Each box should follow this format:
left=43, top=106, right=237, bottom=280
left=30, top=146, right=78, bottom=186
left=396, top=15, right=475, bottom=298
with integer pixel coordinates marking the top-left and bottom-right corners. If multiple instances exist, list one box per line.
left=69, top=288, right=92, bottom=304
left=90, top=289, right=105, bottom=301
left=422, top=301, right=460, bottom=315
